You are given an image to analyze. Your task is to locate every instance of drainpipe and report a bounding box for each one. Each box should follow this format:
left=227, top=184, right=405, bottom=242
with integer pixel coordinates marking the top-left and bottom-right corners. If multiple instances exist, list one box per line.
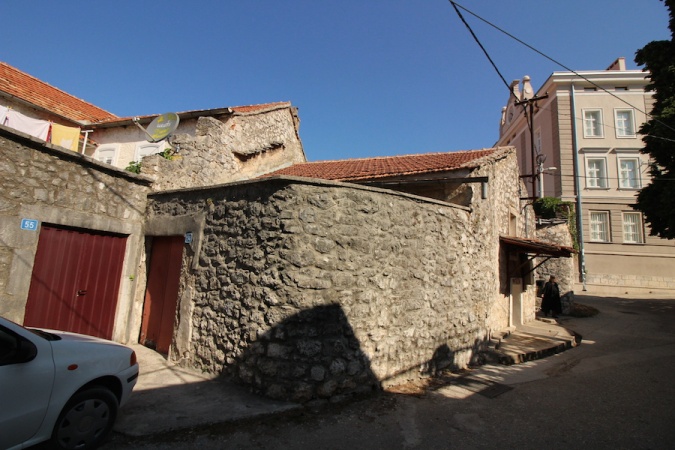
left=570, top=84, right=587, bottom=290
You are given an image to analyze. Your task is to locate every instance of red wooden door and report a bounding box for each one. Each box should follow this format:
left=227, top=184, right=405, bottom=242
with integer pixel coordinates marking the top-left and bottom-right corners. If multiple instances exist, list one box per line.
left=140, top=236, right=184, bottom=354
left=24, top=225, right=127, bottom=339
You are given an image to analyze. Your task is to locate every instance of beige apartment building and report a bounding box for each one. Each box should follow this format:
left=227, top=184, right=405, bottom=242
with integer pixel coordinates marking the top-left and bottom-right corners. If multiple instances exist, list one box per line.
left=497, top=58, right=675, bottom=295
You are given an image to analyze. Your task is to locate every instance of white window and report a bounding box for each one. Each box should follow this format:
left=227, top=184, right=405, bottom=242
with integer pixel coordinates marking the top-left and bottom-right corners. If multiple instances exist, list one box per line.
left=583, top=109, right=603, bottom=138
left=94, top=145, right=119, bottom=165
left=590, top=211, right=610, bottom=242
left=586, top=157, right=608, bottom=188
left=135, top=142, right=162, bottom=161
left=622, top=212, right=644, bottom=244
left=618, top=157, right=641, bottom=189
left=615, top=109, right=636, bottom=137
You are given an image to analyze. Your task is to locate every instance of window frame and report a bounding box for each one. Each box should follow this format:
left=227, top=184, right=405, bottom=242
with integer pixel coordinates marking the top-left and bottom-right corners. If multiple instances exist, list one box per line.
left=617, top=156, right=642, bottom=190
left=622, top=212, right=644, bottom=244
left=589, top=211, right=611, bottom=243
left=614, top=108, right=636, bottom=138
left=94, top=144, right=119, bottom=166
left=582, top=109, right=604, bottom=138
left=134, top=142, right=163, bottom=161
left=585, top=156, right=609, bottom=189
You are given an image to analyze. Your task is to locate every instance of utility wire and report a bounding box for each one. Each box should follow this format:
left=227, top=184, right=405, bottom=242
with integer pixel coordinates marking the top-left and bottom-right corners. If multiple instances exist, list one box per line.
left=448, top=0, right=675, bottom=136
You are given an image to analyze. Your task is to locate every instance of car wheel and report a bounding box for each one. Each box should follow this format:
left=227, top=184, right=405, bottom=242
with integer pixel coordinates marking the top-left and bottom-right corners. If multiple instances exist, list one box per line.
left=51, top=387, right=119, bottom=450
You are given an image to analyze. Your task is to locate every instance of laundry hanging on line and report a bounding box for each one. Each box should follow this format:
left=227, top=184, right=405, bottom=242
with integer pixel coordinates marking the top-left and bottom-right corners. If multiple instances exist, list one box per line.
left=51, top=123, right=81, bottom=151
left=4, top=108, right=51, bottom=141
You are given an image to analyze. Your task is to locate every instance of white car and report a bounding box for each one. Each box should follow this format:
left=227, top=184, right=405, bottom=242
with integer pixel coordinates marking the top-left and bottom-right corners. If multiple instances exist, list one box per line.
left=0, top=316, right=139, bottom=449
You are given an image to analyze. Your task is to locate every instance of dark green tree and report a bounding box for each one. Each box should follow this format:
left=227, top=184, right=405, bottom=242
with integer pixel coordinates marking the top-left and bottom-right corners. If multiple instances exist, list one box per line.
left=634, top=0, right=675, bottom=239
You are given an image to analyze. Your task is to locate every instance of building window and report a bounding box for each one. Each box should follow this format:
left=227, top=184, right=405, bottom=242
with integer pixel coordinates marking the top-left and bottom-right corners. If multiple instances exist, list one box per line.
left=590, top=211, right=610, bottom=242
left=618, top=157, right=641, bottom=189
left=615, top=109, right=636, bottom=137
left=622, top=212, right=644, bottom=244
left=95, top=145, right=119, bottom=165
left=586, top=157, right=608, bottom=188
left=135, top=142, right=162, bottom=161
left=583, top=109, right=603, bottom=138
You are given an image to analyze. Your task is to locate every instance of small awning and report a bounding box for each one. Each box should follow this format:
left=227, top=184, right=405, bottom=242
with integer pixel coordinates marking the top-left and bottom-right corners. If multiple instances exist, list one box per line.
left=500, top=235, right=576, bottom=258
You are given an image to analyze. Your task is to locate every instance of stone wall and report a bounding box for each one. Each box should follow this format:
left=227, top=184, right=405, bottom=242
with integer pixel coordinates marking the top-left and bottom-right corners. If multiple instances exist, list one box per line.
left=147, top=176, right=501, bottom=402
left=0, top=125, right=151, bottom=341
left=140, top=107, right=306, bottom=191
left=535, top=222, right=576, bottom=312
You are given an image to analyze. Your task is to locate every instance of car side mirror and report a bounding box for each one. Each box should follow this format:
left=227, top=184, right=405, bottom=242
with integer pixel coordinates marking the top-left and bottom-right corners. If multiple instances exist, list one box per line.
left=15, top=339, right=38, bottom=363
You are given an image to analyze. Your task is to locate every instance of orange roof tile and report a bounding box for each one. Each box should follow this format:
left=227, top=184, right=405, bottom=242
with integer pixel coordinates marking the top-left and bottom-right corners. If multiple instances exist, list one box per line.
left=0, top=62, right=117, bottom=123
left=267, top=149, right=499, bottom=181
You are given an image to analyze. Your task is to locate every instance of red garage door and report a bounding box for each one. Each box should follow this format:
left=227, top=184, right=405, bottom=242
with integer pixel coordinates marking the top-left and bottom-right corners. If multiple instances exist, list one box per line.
left=24, top=225, right=127, bottom=339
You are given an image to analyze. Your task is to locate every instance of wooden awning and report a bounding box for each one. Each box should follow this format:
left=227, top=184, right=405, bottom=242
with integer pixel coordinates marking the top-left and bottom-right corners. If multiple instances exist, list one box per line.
left=500, top=235, right=576, bottom=258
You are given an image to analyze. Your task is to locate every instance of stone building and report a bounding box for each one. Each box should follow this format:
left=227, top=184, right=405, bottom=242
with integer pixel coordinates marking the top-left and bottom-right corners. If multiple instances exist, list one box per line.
left=0, top=61, right=306, bottom=344
left=141, top=147, right=573, bottom=401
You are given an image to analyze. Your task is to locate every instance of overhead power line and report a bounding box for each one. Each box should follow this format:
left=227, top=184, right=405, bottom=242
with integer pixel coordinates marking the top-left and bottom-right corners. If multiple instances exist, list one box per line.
left=447, top=0, right=675, bottom=137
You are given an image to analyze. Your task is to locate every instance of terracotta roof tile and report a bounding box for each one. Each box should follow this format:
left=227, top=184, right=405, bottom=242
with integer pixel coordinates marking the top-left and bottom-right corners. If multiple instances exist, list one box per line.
left=267, top=149, right=499, bottom=181
left=0, top=62, right=118, bottom=123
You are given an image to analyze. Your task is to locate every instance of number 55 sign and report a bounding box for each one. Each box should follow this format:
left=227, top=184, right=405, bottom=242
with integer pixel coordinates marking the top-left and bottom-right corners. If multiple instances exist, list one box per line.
left=20, top=218, right=39, bottom=231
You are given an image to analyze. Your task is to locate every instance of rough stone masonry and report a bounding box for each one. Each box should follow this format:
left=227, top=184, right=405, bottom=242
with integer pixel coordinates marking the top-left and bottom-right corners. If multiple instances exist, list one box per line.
left=148, top=175, right=499, bottom=403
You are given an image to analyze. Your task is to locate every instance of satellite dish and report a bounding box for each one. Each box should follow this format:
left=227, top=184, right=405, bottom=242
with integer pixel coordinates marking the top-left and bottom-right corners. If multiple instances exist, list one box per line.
left=143, top=113, right=180, bottom=143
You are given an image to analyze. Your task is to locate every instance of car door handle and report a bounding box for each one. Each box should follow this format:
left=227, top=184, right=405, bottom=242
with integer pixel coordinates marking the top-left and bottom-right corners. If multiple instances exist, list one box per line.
left=76, top=289, right=87, bottom=297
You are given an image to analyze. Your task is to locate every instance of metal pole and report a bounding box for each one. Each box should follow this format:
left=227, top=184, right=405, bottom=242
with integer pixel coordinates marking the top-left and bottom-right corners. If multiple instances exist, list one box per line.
left=570, top=84, right=587, bottom=290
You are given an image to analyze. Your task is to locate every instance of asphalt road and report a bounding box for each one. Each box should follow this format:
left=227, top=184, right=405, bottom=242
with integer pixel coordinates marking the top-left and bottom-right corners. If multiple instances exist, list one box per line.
left=105, top=294, right=675, bottom=449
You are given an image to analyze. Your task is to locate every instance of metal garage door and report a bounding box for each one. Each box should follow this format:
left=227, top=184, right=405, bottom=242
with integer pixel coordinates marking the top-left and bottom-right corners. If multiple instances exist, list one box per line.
left=23, top=225, right=127, bottom=339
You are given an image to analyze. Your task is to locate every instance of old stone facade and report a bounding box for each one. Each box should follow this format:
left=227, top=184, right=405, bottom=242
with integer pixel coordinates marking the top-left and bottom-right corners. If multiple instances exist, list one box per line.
left=143, top=148, right=535, bottom=402
left=0, top=125, right=151, bottom=341
left=93, top=104, right=306, bottom=190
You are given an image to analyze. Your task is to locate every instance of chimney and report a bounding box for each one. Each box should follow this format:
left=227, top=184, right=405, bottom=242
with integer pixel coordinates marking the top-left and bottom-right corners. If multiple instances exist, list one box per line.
left=607, top=57, right=626, bottom=71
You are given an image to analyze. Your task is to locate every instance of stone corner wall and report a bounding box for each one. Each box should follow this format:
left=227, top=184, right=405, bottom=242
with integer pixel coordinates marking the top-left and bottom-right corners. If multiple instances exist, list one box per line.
left=0, top=128, right=149, bottom=334
left=148, top=177, right=499, bottom=403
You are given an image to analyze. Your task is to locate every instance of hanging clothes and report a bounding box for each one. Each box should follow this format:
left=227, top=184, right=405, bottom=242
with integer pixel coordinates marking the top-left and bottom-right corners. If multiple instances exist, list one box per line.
left=5, top=109, right=50, bottom=140
left=51, top=123, right=81, bottom=151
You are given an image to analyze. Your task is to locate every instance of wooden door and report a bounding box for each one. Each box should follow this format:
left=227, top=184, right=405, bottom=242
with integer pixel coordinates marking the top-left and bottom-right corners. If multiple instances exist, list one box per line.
left=24, top=225, right=127, bottom=339
left=139, top=236, right=184, bottom=354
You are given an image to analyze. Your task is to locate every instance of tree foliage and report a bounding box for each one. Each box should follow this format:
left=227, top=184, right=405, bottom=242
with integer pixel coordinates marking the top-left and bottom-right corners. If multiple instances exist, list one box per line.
left=634, top=0, right=675, bottom=239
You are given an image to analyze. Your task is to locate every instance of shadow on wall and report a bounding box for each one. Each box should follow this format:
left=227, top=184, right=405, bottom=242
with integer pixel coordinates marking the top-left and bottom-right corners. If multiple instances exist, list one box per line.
left=232, top=304, right=380, bottom=404
left=228, top=304, right=491, bottom=404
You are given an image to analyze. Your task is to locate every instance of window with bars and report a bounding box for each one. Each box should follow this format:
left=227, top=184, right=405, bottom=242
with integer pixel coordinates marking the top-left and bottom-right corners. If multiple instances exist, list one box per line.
left=590, top=211, right=610, bottom=242
left=583, top=109, right=603, bottom=137
left=622, top=212, right=644, bottom=244
left=615, top=109, right=636, bottom=137
left=618, top=157, right=641, bottom=189
left=586, top=157, right=608, bottom=188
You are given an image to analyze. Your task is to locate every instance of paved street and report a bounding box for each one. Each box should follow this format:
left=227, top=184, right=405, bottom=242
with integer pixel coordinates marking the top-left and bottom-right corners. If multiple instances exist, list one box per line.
left=105, top=294, right=675, bottom=449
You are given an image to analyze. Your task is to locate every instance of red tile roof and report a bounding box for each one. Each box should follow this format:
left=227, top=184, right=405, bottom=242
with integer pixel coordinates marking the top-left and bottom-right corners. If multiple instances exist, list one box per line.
left=267, top=149, right=499, bottom=181
left=0, top=62, right=118, bottom=123
left=0, top=62, right=292, bottom=126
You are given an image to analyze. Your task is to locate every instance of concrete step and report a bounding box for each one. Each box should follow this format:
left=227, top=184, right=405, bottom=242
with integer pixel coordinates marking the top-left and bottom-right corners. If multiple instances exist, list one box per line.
left=483, top=319, right=581, bottom=365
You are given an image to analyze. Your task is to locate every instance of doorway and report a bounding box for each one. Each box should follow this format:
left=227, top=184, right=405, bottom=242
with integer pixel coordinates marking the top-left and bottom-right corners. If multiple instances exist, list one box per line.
left=139, top=236, right=184, bottom=354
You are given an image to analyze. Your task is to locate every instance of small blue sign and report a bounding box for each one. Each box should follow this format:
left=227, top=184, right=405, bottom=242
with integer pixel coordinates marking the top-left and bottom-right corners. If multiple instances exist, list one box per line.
left=21, top=219, right=39, bottom=231
left=185, top=232, right=193, bottom=244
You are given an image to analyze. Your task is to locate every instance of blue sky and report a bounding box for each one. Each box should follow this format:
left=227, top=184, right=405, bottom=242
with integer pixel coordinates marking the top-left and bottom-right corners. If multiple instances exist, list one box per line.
left=2, top=1, right=669, bottom=161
